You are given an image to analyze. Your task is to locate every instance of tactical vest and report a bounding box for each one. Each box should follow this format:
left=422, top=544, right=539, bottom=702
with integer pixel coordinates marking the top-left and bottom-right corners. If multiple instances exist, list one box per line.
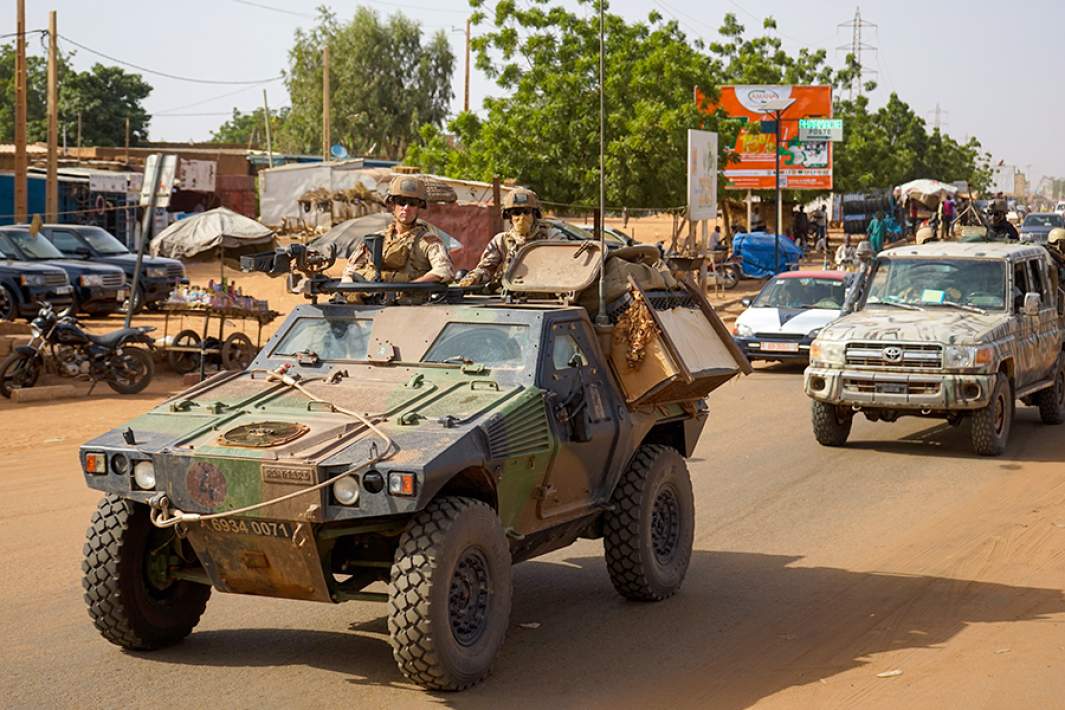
left=354, top=223, right=429, bottom=283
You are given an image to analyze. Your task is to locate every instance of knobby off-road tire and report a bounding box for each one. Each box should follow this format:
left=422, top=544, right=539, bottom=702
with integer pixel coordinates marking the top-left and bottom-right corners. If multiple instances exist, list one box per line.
left=811, top=400, right=853, bottom=447
left=1035, top=357, right=1065, bottom=425
left=82, top=495, right=211, bottom=650
left=971, top=374, right=1013, bottom=456
left=603, top=445, right=695, bottom=602
left=388, top=496, right=513, bottom=691
left=0, top=351, right=41, bottom=399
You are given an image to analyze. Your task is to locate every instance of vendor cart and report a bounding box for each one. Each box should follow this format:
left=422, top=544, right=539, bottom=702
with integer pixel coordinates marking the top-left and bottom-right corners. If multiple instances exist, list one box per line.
left=157, top=303, right=279, bottom=376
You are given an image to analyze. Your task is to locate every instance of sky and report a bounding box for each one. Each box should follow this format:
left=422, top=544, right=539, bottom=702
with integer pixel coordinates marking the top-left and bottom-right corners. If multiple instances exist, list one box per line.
left=11, top=0, right=1064, bottom=186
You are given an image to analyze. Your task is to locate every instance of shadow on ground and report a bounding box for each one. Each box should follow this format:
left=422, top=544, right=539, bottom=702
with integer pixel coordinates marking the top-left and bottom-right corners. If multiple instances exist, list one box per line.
left=137, top=550, right=1065, bottom=708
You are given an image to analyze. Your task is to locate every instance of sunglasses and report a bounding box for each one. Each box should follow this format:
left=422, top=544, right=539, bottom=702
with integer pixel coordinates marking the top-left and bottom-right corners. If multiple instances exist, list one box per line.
left=392, top=197, right=421, bottom=208
left=507, top=208, right=534, bottom=216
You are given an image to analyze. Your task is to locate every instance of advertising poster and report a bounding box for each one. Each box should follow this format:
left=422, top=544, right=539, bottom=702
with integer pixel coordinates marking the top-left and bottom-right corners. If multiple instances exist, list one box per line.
left=696, top=85, right=833, bottom=190
left=687, top=129, right=718, bottom=221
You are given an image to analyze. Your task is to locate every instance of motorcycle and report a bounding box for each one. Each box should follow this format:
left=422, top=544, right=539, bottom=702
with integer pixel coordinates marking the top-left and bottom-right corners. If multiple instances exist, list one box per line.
left=0, top=302, right=156, bottom=399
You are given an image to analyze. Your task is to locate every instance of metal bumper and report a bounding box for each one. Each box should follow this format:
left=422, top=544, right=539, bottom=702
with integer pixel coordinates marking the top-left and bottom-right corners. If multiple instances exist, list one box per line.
left=735, top=335, right=812, bottom=361
left=804, top=367, right=995, bottom=411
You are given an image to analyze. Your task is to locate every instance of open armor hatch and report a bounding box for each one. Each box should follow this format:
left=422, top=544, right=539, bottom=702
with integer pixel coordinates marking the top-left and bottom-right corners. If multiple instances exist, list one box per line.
left=503, top=240, right=750, bottom=406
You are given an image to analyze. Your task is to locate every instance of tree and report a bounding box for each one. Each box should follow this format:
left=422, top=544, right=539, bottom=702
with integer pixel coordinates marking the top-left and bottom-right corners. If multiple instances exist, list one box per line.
left=211, top=106, right=290, bottom=148
left=0, top=42, right=72, bottom=143
left=59, top=64, right=153, bottom=147
left=279, top=6, right=455, bottom=159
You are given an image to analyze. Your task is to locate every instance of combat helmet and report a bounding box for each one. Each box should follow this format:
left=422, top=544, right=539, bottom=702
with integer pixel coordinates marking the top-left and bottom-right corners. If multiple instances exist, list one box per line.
left=1049, top=227, right=1065, bottom=250
left=502, top=188, right=542, bottom=218
left=386, top=175, right=428, bottom=208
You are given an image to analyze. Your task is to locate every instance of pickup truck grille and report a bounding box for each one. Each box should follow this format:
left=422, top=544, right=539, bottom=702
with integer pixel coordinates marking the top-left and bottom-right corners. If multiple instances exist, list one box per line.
left=100, top=272, right=126, bottom=288
left=754, top=332, right=805, bottom=341
left=845, top=342, right=942, bottom=369
left=843, top=378, right=942, bottom=396
left=43, top=272, right=68, bottom=286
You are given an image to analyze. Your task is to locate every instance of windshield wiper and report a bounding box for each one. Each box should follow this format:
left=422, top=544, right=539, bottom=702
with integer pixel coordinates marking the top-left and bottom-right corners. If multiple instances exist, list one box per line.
left=938, top=300, right=988, bottom=315
left=868, top=299, right=924, bottom=311
left=439, top=355, right=474, bottom=365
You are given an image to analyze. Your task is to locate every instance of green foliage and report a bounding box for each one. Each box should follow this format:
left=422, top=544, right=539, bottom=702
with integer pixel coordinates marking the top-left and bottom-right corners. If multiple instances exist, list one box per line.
left=833, top=93, right=992, bottom=193
left=278, top=6, right=455, bottom=159
left=0, top=43, right=151, bottom=147
left=210, top=106, right=290, bottom=148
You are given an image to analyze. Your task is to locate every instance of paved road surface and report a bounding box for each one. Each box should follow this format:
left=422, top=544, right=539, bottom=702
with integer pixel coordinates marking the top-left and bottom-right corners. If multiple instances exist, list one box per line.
left=2, top=365, right=1063, bottom=709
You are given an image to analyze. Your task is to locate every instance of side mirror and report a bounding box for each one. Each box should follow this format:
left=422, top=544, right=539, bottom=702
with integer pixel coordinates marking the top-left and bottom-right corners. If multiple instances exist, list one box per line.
left=741, top=297, right=752, bottom=307
left=1023, top=292, right=1041, bottom=316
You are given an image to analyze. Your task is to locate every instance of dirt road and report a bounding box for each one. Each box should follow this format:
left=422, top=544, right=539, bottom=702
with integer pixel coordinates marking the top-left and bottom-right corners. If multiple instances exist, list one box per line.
left=2, top=362, right=1063, bottom=709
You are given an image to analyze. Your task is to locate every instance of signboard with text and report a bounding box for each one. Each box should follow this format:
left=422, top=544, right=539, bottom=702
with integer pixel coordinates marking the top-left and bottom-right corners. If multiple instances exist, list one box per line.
left=687, top=129, right=718, bottom=220
left=798, top=118, right=843, bottom=142
left=696, top=85, right=834, bottom=190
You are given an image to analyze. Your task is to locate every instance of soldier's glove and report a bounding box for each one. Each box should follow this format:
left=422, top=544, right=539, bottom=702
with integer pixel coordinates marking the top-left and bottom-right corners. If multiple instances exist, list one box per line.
left=457, top=275, right=479, bottom=288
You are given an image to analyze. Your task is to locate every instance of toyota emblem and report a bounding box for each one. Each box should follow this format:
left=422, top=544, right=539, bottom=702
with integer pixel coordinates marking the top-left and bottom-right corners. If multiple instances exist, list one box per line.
left=882, top=346, right=904, bottom=362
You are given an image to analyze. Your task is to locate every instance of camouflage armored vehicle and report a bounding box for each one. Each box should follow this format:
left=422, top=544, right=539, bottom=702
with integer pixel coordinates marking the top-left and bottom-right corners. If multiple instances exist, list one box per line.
left=79, top=241, right=748, bottom=690
left=805, top=241, right=1065, bottom=455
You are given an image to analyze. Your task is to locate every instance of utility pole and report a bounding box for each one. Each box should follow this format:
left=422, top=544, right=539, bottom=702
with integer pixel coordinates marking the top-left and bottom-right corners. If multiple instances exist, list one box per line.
left=262, top=89, right=274, bottom=168
left=837, top=7, right=878, bottom=100
left=76, top=112, right=82, bottom=154
left=322, top=45, right=331, bottom=160
left=926, top=103, right=949, bottom=132
left=124, top=117, right=131, bottom=164
left=14, top=0, right=28, bottom=223
left=46, top=10, right=59, bottom=223
left=464, top=18, right=471, bottom=113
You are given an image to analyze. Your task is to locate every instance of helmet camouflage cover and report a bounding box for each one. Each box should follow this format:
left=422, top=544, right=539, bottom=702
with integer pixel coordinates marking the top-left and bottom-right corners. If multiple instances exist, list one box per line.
left=386, top=175, right=428, bottom=206
left=502, top=188, right=542, bottom=215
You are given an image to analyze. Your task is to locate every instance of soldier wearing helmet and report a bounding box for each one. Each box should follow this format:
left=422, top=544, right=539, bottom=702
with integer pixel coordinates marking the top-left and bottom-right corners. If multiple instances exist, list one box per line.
left=342, top=175, right=453, bottom=284
left=457, top=188, right=560, bottom=288
left=986, top=198, right=1019, bottom=242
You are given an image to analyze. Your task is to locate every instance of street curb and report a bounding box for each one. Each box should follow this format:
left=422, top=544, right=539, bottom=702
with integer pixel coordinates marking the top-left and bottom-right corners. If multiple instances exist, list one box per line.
left=11, top=385, right=79, bottom=403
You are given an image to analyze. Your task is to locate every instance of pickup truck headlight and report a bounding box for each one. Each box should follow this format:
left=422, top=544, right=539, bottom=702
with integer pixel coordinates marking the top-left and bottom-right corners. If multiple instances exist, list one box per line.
left=943, top=344, right=994, bottom=370
left=146, top=267, right=170, bottom=278
left=19, top=274, right=46, bottom=286
left=810, top=340, right=847, bottom=366
left=80, top=274, right=107, bottom=287
left=735, top=322, right=754, bottom=337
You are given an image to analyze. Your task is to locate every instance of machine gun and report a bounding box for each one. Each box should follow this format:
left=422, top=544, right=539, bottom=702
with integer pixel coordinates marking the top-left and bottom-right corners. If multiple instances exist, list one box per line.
left=239, top=239, right=464, bottom=304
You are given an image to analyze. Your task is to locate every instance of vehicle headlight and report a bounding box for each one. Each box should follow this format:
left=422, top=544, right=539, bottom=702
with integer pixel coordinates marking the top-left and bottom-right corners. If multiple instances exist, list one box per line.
left=735, top=322, right=754, bottom=337
left=80, top=274, right=106, bottom=287
left=809, top=340, right=847, bottom=366
left=19, top=274, right=46, bottom=286
left=146, top=267, right=170, bottom=278
left=807, top=328, right=823, bottom=340
left=30, top=324, right=42, bottom=338
left=133, top=460, right=156, bottom=490
left=332, top=475, right=360, bottom=505
left=943, top=344, right=994, bottom=370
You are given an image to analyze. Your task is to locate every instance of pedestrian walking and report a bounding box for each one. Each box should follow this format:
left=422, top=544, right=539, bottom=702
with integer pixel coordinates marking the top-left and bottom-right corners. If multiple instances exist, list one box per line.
left=940, top=196, right=955, bottom=239
left=867, top=210, right=886, bottom=254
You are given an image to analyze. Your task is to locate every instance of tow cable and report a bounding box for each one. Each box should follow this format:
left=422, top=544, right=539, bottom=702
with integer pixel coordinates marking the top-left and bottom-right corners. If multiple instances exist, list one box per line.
left=149, top=363, right=397, bottom=529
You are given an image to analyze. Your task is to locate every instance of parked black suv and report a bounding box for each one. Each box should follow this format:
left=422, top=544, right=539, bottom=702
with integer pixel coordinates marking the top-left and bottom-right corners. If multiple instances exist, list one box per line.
left=0, top=259, right=74, bottom=321
left=36, top=224, right=186, bottom=312
left=0, top=227, right=127, bottom=317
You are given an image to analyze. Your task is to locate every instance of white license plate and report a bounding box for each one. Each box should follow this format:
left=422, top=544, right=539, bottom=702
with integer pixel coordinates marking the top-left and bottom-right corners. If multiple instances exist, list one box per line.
left=116, top=289, right=128, bottom=300
left=761, top=341, right=800, bottom=353
left=55, top=285, right=73, bottom=294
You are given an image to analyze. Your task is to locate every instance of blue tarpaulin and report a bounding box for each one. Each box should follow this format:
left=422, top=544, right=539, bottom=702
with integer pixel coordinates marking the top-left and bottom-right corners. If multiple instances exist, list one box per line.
left=732, top=232, right=802, bottom=278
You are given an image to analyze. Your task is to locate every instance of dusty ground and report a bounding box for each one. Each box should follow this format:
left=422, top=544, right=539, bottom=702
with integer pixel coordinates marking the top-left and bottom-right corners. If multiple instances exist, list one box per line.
left=2, top=340, right=1064, bottom=708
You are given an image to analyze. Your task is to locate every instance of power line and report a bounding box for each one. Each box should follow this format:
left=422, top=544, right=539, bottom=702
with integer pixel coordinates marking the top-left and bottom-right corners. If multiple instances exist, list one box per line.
left=231, top=0, right=468, bottom=17
left=57, top=34, right=284, bottom=85
left=231, top=0, right=316, bottom=18
left=153, top=81, right=284, bottom=115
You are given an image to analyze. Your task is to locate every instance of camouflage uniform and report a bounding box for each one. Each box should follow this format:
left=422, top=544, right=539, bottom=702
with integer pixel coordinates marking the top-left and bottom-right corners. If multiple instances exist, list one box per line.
left=465, top=222, right=559, bottom=286
left=341, top=220, right=453, bottom=283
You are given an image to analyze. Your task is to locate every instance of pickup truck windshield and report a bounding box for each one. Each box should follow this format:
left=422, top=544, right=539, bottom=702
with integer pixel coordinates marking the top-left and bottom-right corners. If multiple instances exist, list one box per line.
left=866, top=258, right=1006, bottom=311
left=753, top=277, right=845, bottom=309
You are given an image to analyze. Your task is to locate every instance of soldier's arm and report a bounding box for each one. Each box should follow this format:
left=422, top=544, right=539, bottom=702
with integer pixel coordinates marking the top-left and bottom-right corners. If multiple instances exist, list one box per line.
left=340, top=244, right=370, bottom=283
left=466, top=236, right=505, bottom=283
left=412, top=237, right=453, bottom=283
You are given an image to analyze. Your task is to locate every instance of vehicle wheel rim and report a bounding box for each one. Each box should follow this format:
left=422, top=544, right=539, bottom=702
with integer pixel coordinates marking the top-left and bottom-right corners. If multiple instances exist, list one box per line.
left=5, top=359, right=37, bottom=389
left=113, top=352, right=147, bottom=386
left=448, top=546, right=491, bottom=647
left=651, top=486, right=681, bottom=565
left=993, top=392, right=1006, bottom=434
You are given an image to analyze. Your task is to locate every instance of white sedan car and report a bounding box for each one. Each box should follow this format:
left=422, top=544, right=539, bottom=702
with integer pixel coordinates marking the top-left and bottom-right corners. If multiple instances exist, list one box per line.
left=732, top=271, right=851, bottom=363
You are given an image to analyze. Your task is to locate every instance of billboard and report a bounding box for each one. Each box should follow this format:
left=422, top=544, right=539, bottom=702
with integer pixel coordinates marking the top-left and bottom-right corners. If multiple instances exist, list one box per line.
left=687, top=129, right=718, bottom=220
left=696, top=85, right=833, bottom=191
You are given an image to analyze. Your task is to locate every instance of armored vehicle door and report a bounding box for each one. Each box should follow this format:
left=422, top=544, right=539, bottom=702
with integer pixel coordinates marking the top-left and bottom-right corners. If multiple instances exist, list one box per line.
left=536, top=317, right=620, bottom=519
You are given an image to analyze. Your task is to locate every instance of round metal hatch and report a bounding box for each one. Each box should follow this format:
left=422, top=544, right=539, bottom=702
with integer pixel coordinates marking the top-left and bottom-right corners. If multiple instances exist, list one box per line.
left=219, top=421, right=310, bottom=448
